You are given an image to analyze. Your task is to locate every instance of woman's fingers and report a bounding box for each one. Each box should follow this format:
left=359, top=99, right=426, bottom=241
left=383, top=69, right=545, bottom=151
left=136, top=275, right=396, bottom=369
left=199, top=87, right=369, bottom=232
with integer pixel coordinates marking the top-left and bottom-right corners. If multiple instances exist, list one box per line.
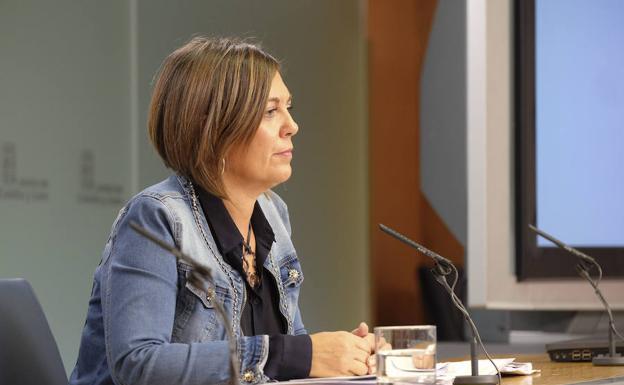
left=367, top=354, right=377, bottom=375
left=354, top=334, right=373, bottom=354
left=349, top=333, right=375, bottom=375
left=353, top=348, right=370, bottom=365
left=350, top=323, right=383, bottom=376
left=310, top=331, right=376, bottom=377
left=381, top=342, right=392, bottom=351
left=376, top=337, right=391, bottom=351
left=363, top=333, right=375, bottom=350
left=348, top=360, right=370, bottom=376
left=412, top=352, right=435, bottom=369
left=351, top=322, right=369, bottom=337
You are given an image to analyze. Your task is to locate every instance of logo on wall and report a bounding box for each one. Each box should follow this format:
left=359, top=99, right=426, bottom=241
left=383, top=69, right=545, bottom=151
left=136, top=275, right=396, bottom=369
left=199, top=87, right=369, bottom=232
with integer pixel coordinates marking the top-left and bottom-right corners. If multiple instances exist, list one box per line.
left=0, top=142, right=49, bottom=202
left=76, top=150, right=124, bottom=205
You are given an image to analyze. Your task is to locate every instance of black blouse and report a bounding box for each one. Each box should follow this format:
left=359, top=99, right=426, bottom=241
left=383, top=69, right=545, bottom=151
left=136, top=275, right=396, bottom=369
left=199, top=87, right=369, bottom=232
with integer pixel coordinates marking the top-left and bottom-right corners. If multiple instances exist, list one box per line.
left=196, top=187, right=312, bottom=380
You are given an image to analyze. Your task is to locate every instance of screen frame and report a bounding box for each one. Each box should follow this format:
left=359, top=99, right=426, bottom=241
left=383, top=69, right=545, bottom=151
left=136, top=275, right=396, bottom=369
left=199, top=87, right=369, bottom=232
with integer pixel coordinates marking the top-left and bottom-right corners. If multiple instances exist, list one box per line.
left=514, top=0, right=624, bottom=280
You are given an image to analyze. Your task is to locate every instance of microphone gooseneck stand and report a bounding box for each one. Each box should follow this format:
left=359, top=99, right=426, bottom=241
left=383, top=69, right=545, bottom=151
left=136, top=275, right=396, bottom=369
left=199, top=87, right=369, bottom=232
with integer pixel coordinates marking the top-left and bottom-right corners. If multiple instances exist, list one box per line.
left=379, top=224, right=500, bottom=385
left=529, top=224, right=624, bottom=366
left=130, top=221, right=241, bottom=385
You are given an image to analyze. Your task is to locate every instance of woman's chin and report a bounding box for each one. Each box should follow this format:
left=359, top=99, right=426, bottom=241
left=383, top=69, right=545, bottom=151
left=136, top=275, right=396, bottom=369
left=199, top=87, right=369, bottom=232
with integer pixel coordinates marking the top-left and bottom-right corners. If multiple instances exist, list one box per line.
left=267, top=168, right=292, bottom=188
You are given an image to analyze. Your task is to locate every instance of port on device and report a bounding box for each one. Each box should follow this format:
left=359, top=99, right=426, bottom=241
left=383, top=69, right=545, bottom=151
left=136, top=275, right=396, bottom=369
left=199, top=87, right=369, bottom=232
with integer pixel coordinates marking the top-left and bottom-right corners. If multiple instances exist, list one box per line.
left=572, top=350, right=581, bottom=361
left=582, top=350, right=592, bottom=360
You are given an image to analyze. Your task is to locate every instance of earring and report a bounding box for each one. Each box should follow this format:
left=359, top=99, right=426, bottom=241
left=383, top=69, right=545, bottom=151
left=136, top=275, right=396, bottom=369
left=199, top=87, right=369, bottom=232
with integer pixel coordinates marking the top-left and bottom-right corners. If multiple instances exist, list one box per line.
left=221, top=158, right=226, bottom=175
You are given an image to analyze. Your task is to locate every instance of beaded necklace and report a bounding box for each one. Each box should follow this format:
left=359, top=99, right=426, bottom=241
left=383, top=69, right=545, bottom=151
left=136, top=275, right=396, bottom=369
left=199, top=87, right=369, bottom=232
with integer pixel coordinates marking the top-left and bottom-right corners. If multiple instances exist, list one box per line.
left=242, top=219, right=260, bottom=288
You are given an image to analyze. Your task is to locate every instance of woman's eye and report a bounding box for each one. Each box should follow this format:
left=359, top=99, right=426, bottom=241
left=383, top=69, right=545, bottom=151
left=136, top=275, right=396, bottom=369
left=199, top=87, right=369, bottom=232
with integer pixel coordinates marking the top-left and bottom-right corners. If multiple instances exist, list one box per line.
left=265, top=108, right=278, bottom=117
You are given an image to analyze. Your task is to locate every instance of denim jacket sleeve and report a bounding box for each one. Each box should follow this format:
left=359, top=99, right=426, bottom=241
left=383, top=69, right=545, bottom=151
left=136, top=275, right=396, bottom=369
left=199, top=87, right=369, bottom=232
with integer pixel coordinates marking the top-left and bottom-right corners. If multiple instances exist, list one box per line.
left=101, top=194, right=269, bottom=385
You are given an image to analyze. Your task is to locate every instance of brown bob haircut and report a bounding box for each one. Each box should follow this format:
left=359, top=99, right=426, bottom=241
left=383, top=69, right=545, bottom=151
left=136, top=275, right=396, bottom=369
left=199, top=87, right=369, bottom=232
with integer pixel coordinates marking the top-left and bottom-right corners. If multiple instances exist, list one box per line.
left=148, top=36, right=280, bottom=198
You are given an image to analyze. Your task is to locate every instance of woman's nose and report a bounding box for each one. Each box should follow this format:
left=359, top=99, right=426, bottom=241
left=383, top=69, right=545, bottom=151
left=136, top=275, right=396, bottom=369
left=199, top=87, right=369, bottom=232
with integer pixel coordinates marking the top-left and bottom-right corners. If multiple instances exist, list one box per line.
left=283, top=111, right=299, bottom=137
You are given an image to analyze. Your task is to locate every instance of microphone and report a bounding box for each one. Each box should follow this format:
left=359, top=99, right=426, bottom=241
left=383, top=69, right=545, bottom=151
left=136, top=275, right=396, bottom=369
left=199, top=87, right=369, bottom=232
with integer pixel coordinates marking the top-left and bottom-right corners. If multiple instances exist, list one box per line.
left=129, top=221, right=240, bottom=384
left=379, top=224, right=500, bottom=385
left=379, top=224, right=454, bottom=276
left=529, top=224, right=624, bottom=366
left=528, top=224, right=595, bottom=266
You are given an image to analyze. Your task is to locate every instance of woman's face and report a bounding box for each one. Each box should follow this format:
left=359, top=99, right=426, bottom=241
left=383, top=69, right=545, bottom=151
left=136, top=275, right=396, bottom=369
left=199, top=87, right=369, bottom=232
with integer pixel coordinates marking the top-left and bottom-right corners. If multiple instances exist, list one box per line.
left=226, top=72, right=299, bottom=193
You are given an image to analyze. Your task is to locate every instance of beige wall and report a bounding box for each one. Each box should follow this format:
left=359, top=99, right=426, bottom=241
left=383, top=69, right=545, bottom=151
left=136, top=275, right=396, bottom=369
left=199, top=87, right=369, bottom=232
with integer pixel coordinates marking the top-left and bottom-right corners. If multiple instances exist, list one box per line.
left=0, top=0, right=131, bottom=372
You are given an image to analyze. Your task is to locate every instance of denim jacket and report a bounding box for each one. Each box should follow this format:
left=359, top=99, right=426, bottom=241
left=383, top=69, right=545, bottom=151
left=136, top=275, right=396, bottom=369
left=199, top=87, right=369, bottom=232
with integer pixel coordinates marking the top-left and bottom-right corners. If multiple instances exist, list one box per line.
left=69, top=175, right=306, bottom=385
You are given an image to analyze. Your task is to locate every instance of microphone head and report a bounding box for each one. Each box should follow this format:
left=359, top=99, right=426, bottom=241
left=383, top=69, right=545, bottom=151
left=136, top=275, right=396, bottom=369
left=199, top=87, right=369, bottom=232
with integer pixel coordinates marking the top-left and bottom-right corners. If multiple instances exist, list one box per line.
left=378, top=223, right=455, bottom=267
left=529, top=224, right=598, bottom=265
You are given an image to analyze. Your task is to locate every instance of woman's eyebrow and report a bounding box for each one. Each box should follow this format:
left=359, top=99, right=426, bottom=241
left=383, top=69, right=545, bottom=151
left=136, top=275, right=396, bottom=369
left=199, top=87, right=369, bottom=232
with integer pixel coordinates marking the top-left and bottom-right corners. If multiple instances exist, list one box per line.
left=267, top=95, right=293, bottom=104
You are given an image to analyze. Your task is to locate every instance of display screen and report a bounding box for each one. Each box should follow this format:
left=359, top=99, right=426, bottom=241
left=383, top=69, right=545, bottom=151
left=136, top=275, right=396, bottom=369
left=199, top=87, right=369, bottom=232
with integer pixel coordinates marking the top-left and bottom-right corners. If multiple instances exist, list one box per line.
left=536, top=0, right=624, bottom=247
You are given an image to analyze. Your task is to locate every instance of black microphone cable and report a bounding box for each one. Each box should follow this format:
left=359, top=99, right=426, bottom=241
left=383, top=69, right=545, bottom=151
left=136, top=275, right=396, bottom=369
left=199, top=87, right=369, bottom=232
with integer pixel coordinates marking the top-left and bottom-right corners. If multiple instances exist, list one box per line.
left=576, top=261, right=624, bottom=343
left=431, top=261, right=502, bottom=385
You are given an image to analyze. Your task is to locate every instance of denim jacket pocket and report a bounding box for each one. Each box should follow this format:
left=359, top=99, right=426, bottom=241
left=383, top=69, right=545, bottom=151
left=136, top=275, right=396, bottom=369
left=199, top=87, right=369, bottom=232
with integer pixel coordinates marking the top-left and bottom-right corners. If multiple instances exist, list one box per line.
left=185, top=280, right=217, bottom=309
left=279, top=254, right=304, bottom=288
left=172, top=276, right=230, bottom=343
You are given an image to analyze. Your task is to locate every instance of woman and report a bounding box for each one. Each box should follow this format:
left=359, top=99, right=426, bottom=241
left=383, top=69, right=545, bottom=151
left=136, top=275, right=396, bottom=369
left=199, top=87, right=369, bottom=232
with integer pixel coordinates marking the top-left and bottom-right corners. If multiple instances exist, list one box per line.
left=69, top=37, right=375, bottom=385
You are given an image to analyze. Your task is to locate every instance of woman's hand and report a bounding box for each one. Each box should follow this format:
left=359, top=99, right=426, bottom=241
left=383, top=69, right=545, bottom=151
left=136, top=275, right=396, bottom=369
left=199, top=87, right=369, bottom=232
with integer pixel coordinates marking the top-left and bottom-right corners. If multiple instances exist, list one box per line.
left=351, top=322, right=381, bottom=374
left=351, top=322, right=392, bottom=375
left=309, top=331, right=372, bottom=377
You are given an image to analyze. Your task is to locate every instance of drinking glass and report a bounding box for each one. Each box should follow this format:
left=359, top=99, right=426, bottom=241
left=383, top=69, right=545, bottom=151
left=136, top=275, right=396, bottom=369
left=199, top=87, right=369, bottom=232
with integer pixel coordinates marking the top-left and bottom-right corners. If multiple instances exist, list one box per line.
left=375, top=325, right=436, bottom=385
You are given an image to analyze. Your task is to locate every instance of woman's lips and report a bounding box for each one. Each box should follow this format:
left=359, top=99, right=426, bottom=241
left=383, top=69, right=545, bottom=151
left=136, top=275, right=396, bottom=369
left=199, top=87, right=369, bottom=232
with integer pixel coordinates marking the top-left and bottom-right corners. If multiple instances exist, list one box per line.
left=274, top=148, right=293, bottom=157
